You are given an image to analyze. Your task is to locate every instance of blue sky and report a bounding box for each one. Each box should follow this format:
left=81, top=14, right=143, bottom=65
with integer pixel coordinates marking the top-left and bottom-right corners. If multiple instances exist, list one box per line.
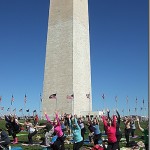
left=0, top=0, right=148, bottom=117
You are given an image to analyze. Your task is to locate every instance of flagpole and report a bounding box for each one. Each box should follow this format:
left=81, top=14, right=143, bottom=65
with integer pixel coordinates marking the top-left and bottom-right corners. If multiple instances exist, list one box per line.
left=89, top=95, right=90, bottom=115
left=24, top=102, right=26, bottom=118
left=56, top=97, right=57, bottom=111
left=135, top=97, right=137, bottom=115
left=10, top=94, right=14, bottom=115
left=39, top=93, right=42, bottom=119
left=72, top=97, right=74, bottom=115
left=102, top=94, right=105, bottom=113
left=72, top=93, right=74, bottom=115
left=122, top=109, right=124, bottom=117
left=115, top=96, right=118, bottom=110
left=142, top=99, right=144, bottom=117
left=126, top=96, right=129, bottom=116
left=0, top=96, right=1, bottom=109
left=56, top=92, right=57, bottom=111
left=24, top=94, right=27, bottom=118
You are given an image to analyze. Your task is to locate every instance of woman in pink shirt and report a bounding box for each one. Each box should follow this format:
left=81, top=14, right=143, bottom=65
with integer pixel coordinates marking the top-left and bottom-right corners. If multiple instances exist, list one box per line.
left=45, top=112, right=65, bottom=150
left=102, top=115, right=117, bottom=150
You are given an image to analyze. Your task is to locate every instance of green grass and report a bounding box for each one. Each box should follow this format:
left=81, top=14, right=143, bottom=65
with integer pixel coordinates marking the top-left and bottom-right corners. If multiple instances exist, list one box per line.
left=0, top=119, right=148, bottom=149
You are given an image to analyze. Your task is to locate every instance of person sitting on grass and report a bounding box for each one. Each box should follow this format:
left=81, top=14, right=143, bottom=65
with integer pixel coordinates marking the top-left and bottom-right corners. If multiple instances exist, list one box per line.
left=136, top=116, right=149, bottom=150
left=0, top=128, right=10, bottom=149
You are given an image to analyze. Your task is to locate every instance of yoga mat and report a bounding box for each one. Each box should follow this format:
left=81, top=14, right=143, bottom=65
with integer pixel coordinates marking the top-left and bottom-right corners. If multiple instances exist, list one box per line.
left=11, top=147, right=23, bottom=150
left=9, top=133, right=28, bottom=137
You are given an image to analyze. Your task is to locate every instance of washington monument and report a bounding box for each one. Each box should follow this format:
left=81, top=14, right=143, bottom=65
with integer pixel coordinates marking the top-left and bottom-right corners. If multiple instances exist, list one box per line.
left=42, top=0, right=92, bottom=116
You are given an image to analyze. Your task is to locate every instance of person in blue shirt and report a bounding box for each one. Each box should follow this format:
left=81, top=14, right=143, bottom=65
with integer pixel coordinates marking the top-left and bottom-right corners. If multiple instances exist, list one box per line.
left=92, top=117, right=102, bottom=145
left=69, top=114, right=83, bottom=150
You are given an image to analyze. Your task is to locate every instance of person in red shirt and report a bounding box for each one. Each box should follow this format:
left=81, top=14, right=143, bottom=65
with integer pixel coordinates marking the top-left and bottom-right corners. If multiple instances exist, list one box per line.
left=102, top=114, right=117, bottom=150
left=33, top=115, right=39, bottom=126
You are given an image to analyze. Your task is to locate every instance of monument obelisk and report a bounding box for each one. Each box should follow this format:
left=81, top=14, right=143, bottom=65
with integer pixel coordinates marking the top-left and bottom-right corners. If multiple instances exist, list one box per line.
left=42, top=0, right=92, bottom=116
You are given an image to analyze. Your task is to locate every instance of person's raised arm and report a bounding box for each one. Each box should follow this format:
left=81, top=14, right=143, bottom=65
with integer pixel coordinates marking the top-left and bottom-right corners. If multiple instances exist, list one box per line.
left=136, top=116, right=144, bottom=132
left=102, top=116, right=107, bottom=126
left=112, top=115, right=117, bottom=127
left=45, top=112, right=52, bottom=124
left=68, top=114, right=73, bottom=129
left=74, top=115, right=80, bottom=130
left=107, top=109, right=111, bottom=120
left=55, top=111, right=60, bottom=126
left=116, top=110, right=120, bottom=124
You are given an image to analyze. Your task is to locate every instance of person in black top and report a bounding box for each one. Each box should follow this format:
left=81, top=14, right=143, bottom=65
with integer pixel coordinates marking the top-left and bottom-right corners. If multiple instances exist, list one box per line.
left=10, top=116, right=21, bottom=144
left=0, top=128, right=10, bottom=149
left=5, top=115, right=12, bottom=136
left=87, top=121, right=94, bottom=143
left=115, top=110, right=122, bottom=150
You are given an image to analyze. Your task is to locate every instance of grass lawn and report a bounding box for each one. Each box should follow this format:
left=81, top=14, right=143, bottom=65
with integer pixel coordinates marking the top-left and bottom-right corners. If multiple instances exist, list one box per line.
left=0, top=119, right=148, bottom=150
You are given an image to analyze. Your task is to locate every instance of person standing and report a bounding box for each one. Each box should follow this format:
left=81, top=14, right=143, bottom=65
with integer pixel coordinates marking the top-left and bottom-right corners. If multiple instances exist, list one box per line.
left=92, top=117, right=102, bottom=145
left=33, top=114, right=39, bottom=126
left=123, top=116, right=131, bottom=147
left=78, top=117, right=86, bottom=141
left=136, top=116, right=149, bottom=150
left=10, top=115, right=21, bottom=144
left=102, top=114, right=117, bottom=150
left=45, top=112, right=65, bottom=150
left=24, top=119, right=37, bottom=144
left=130, top=117, right=136, bottom=137
left=115, top=110, right=122, bottom=150
left=69, top=114, right=83, bottom=150
left=87, top=121, right=94, bottom=143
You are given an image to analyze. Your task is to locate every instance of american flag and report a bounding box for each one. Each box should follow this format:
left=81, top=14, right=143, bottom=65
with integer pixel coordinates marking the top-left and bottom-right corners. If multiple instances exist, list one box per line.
left=115, top=96, right=118, bottom=102
left=49, top=93, right=57, bottom=99
left=0, top=107, right=4, bottom=110
left=136, top=97, right=138, bottom=104
left=126, top=96, right=128, bottom=103
left=26, top=109, right=29, bottom=112
left=86, top=93, right=90, bottom=99
left=19, top=108, right=22, bottom=112
left=66, top=94, right=74, bottom=100
left=102, top=94, right=105, bottom=99
left=11, top=95, right=14, bottom=105
left=40, top=93, right=42, bottom=102
left=24, top=94, right=27, bottom=103
left=13, top=108, right=16, bottom=112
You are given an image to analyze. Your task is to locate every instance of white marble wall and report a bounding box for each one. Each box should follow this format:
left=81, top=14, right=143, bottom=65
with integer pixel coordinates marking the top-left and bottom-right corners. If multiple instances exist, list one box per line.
left=42, top=0, right=92, bottom=117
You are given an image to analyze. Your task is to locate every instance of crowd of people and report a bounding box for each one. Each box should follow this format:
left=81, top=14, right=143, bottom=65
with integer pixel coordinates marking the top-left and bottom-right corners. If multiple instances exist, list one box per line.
left=0, top=110, right=149, bottom=150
